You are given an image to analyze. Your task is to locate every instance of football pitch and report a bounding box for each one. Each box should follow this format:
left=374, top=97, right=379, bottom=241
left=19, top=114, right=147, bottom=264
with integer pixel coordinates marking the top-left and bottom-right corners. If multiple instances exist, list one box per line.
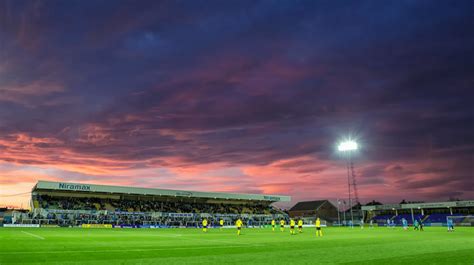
left=1, top=227, right=473, bottom=265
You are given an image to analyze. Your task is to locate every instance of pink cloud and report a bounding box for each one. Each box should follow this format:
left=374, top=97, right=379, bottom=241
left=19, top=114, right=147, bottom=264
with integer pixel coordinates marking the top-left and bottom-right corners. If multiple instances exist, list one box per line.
left=0, top=80, right=64, bottom=106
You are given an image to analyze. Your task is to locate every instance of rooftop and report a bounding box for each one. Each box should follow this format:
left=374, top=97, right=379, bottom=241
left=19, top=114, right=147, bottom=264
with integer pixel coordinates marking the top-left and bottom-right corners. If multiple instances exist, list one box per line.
left=33, top=180, right=291, bottom=202
left=289, top=200, right=333, bottom=211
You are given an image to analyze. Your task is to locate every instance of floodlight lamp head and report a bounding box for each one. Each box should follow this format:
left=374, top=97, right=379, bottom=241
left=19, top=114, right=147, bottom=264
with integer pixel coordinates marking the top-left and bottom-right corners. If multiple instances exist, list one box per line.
left=337, top=140, right=358, bottom=152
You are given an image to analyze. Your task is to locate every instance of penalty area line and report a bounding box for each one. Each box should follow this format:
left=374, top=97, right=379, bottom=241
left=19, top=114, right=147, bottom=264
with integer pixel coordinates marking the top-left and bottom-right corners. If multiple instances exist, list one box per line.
left=21, top=231, right=45, bottom=240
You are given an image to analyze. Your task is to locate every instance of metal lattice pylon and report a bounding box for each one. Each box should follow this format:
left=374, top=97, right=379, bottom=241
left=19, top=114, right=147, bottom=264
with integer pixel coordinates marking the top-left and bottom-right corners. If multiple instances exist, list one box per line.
left=350, top=160, right=360, bottom=204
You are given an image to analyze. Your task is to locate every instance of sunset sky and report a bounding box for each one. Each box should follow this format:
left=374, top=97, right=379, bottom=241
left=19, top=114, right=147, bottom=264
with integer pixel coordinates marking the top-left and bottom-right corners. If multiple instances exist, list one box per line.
left=1, top=0, right=473, bottom=208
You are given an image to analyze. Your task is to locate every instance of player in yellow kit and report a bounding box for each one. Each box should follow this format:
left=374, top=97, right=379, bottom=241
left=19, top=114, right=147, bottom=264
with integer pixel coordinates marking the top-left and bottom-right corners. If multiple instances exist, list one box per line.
left=202, top=218, right=208, bottom=233
left=236, top=218, right=243, bottom=236
left=315, top=217, right=323, bottom=237
left=298, top=219, right=303, bottom=233
left=280, top=219, right=285, bottom=232
left=271, top=219, right=276, bottom=232
left=290, top=219, right=296, bottom=235
left=219, top=219, right=224, bottom=230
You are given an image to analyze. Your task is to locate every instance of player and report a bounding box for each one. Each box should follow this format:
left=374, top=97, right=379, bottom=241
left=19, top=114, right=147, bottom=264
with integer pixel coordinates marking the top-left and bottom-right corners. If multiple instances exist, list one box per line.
left=386, top=218, right=390, bottom=228
left=348, top=220, right=353, bottom=228
left=202, top=218, right=208, bottom=233
left=219, top=219, right=224, bottom=230
left=236, top=218, right=243, bottom=236
left=413, top=219, right=419, bottom=230
left=360, top=218, right=364, bottom=229
left=289, top=219, right=296, bottom=235
left=298, top=219, right=303, bottom=233
left=447, top=218, right=454, bottom=232
left=369, top=219, right=374, bottom=228
left=280, top=219, right=285, bottom=232
left=271, top=219, right=276, bottom=232
left=402, top=218, right=408, bottom=230
left=418, top=218, right=424, bottom=231
left=315, top=217, right=323, bottom=237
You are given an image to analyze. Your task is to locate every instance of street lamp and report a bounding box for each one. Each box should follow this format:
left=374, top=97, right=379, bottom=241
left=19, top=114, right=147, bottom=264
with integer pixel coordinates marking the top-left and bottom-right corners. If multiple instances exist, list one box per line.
left=338, top=140, right=358, bottom=226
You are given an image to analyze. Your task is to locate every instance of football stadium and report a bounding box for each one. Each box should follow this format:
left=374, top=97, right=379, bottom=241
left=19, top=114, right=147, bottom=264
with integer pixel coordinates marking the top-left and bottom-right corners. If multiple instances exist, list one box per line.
left=2, top=1, right=474, bottom=264
left=1, top=181, right=474, bottom=264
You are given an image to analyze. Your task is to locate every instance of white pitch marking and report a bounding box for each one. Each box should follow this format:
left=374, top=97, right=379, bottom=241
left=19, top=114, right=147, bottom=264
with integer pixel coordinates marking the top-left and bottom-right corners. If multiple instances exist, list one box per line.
left=110, top=230, right=183, bottom=238
left=21, top=231, right=45, bottom=240
left=193, top=237, right=263, bottom=247
left=0, top=244, right=255, bottom=255
left=154, top=234, right=183, bottom=238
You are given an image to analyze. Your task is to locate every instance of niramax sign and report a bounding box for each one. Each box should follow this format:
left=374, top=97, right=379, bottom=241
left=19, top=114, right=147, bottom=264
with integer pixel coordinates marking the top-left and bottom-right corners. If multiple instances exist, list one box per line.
left=58, top=183, right=92, bottom=191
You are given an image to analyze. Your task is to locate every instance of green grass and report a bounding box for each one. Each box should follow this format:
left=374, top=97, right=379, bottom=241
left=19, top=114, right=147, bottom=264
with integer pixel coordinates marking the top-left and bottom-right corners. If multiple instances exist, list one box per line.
left=1, top=227, right=473, bottom=264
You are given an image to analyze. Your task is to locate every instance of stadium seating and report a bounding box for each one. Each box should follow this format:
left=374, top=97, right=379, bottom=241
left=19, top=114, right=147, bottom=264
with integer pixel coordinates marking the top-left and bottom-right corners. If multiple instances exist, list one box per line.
left=371, top=215, right=392, bottom=223
left=34, top=195, right=280, bottom=215
left=370, top=213, right=473, bottom=226
left=393, top=214, right=415, bottom=224
left=424, top=213, right=463, bottom=223
left=9, top=195, right=289, bottom=227
left=371, top=214, right=424, bottom=225
left=9, top=208, right=286, bottom=227
left=372, top=215, right=392, bottom=221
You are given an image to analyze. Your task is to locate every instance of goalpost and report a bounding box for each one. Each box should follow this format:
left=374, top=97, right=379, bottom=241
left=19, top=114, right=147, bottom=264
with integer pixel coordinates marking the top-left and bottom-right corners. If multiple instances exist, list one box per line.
left=446, top=215, right=474, bottom=230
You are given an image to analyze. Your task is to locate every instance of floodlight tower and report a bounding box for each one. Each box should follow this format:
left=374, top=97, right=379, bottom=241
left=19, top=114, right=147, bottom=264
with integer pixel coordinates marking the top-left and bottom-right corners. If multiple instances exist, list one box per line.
left=350, top=161, right=360, bottom=204
left=338, top=140, right=358, bottom=225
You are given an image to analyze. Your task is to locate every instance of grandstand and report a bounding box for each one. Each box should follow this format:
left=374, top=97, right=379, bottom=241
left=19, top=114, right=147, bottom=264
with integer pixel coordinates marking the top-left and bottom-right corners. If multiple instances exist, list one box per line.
left=10, top=181, right=290, bottom=227
left=363, top=200, right=474, bottom=227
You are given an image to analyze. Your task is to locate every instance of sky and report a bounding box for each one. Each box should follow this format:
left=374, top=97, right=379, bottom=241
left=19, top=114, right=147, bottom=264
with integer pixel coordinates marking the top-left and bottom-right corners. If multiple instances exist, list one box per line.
left=0, top=0, right=473, bottom=208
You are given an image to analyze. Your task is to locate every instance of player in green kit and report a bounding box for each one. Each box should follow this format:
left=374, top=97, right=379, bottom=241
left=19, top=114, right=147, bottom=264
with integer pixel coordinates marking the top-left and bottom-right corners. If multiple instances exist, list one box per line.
left=418, top=219, right=424, bottom=231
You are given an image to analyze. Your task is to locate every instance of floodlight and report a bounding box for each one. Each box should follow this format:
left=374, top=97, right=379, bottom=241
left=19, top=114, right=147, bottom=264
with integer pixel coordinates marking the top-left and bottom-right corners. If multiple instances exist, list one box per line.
left=337, top=140, right=358, bottom=152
